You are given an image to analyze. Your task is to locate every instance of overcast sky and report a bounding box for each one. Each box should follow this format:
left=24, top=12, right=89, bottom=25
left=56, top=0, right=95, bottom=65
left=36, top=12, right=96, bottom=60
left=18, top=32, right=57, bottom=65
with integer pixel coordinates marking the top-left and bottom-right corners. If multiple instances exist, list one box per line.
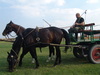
left=0, top=0, right=100, bottom=38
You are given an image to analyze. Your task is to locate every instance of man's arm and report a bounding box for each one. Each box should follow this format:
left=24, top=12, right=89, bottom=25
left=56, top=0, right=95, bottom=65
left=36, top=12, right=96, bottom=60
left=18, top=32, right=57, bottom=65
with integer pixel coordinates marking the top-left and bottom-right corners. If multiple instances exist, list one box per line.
left=75, top=22, right=85, bottom=26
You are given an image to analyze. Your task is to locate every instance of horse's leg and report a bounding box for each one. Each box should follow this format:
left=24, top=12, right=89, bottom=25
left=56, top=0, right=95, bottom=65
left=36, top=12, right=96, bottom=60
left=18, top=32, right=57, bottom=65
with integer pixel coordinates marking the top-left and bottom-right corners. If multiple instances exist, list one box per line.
left=53, top=46, right=59, bottom=66
left=28, top=49, right=35, bottom=64
left=53, top=46, right=61, bottom=66
left=30, top=48, right=39, bottom=69
left=19, top=47, right=29, bottom=67
left=46, top=46, right=55, bottom=62
left=57, top=47, right=61, bottom=64
left=50, top=46, right=55, bottom=60
left=30, top=51, right=35, bottom=64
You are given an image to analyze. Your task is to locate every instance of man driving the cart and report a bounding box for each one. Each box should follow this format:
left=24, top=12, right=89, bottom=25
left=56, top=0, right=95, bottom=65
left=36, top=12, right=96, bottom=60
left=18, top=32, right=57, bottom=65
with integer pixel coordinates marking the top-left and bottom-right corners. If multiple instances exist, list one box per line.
left=68, top=13, right=85, bottom=41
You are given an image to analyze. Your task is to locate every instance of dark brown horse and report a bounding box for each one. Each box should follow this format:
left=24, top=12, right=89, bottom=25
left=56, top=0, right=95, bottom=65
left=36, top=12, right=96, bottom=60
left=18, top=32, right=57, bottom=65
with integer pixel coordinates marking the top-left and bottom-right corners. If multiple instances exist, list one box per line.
left=20, top=27, right=70, bottom=66
left=7, top=26, right=70, bottom=72
left=2, top=21, right=55, bottom=63
left=7, top=35, right=27, bottom=72
left=2, top=21, right=25, bottom=36
left=2, top=21, right=36, bottom=63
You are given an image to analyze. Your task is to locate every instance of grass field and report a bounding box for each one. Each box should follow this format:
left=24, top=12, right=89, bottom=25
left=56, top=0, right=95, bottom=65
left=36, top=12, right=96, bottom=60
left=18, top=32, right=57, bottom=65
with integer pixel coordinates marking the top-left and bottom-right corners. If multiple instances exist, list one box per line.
left=0, top=41, right=100, bottom=75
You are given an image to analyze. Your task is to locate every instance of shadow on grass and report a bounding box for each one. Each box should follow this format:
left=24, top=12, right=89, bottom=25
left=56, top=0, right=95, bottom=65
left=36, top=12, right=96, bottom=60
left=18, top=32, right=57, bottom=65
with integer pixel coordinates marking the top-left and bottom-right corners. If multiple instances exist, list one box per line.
left=0, top=52, right=90, bottom=72
left=0, top=57, right=8, bottom=72
left=18, top=54, right=89, bottom=69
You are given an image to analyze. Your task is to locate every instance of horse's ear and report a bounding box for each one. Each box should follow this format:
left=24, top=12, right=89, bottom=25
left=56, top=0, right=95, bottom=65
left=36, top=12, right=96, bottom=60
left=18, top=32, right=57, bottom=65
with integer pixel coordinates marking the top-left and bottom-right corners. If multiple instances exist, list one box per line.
left=7, top=52, right=10, bottom=55
left=10, top=21, right=13, bottom=24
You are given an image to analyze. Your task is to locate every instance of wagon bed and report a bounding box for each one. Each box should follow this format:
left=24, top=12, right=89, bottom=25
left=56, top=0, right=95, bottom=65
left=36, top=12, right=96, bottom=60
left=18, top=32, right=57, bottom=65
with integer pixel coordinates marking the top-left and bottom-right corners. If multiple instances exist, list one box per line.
left=72, top=23, right=100, bottom=64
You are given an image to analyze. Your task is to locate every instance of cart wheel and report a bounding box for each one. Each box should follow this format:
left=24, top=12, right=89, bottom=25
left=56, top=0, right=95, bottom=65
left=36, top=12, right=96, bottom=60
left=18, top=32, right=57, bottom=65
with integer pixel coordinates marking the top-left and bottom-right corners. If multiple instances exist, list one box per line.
left=73, top=47, right=83, bottom=58
left=88, top=44, right=100, bottom=64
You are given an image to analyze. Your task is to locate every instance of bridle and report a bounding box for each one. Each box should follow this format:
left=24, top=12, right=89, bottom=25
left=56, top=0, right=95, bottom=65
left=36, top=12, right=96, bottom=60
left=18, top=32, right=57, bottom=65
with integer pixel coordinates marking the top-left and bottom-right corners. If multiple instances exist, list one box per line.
left=16, top=26, right=21, bottom=35
left=9, top=26, right=21, bottom=37
left=5, top=25, right=21, bottom=38
left=11, top=49, right=19, bottom=58
left=8, top=49, right=19, bottom=67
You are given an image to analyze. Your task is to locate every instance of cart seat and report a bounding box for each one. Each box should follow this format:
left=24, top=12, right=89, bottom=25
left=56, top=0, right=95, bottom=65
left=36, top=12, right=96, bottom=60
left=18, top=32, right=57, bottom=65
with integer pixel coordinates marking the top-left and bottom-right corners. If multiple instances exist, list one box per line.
left=81, top=30, right=100, bottom=35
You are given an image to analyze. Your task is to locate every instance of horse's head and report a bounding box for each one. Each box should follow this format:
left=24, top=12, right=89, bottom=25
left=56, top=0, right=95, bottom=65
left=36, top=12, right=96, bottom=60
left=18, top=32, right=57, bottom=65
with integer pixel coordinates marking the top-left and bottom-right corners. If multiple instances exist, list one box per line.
left=2, top=21, right=14, bottom=36
left=7, top=51, right=18, bottom=72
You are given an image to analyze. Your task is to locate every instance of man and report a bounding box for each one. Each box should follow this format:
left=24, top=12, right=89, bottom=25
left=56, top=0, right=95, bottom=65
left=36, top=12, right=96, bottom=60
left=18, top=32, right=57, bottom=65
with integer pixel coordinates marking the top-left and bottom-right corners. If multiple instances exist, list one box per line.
left=68, top=13, right=85, bottom=41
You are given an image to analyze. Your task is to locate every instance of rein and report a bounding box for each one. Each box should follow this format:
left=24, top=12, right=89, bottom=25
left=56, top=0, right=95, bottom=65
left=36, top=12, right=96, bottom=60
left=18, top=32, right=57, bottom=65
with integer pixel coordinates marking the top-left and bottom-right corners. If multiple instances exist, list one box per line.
left=9, top=26, right=21, bottom=37
left=23, top=29, right=35, bottom=39
left=5, top=35, right=9, bottom=39
left=9, top=33, right=17, bottom=37
left=16, top=26, right=21, bottom=35
left=11, top=49, right=18, bottom=58
left=10, top=49, right=19, bottom=66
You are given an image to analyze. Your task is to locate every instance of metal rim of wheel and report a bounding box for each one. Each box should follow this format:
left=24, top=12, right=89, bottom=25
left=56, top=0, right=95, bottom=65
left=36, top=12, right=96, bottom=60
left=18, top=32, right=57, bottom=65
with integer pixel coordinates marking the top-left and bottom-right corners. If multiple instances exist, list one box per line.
left=90, top=44, right=100, bottom=64
left=73, top=47, right=83, bottom=58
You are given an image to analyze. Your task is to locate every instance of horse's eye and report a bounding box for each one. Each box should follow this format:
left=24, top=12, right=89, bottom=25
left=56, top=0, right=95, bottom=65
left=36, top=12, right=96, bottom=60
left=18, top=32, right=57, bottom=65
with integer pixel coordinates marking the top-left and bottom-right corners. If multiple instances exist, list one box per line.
left=7, top=59, right=11, bottom=62
left=14, top=59, right=16, bottom=62
left=6, top=24, right=12, bottom=29
left=6, top=26, right=11, bottom=29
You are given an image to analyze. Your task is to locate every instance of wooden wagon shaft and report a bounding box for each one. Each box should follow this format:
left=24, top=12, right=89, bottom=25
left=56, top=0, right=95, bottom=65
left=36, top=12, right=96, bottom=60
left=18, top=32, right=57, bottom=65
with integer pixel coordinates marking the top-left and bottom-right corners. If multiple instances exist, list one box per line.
left=0, top=39, right=14, bottom=42
left=0, top=38, right=81, bottom=48
left=49, top=43, right=82, bottom=48
left=26, top=42, right=83, bottom=48
left=0, top=38, right=82, bottom=48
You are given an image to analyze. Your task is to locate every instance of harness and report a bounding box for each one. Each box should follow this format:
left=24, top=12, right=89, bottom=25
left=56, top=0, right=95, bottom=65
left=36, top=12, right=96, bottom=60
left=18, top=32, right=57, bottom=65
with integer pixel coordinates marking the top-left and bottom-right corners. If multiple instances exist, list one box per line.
left=35, top=27, right=40, bottom=42
left=9, top=26, right=21, bottom=37
left=22, top=29, right=35, bottom=39
left=6, top=25, right=21, bottom=39
left=11, top=49, right=19, bottom=58
left=16, top=26, right=21, bottom=35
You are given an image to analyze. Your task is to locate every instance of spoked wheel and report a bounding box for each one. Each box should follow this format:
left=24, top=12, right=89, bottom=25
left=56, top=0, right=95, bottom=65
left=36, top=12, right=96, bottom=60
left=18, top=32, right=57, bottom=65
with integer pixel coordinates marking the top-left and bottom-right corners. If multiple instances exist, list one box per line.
left=88, top=44, right=100, bottom=64
left=73, top=47, right=84, bottom=58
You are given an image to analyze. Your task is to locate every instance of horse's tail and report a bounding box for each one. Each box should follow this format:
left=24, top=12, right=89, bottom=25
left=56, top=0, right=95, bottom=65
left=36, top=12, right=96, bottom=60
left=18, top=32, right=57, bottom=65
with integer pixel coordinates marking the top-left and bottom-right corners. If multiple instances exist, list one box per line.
left=61, top=29, right=70, bottom=52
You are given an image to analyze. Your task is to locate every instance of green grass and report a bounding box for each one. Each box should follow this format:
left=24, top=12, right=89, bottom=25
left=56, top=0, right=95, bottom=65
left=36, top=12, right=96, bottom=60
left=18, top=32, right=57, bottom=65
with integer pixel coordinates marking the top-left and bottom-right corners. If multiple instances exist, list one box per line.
left=0, top=41, right=100, bottom=75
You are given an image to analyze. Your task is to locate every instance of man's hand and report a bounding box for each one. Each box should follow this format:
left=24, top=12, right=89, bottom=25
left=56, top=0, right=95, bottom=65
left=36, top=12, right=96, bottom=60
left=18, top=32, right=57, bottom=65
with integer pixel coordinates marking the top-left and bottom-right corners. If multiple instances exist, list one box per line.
left=75, top=23, right=79, bottom=25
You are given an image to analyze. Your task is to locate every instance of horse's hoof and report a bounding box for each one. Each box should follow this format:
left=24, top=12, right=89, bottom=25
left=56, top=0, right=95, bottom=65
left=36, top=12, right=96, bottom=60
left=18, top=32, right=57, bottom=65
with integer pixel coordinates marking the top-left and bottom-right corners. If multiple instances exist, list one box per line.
left=32, top=61, right=35, bottom=64
left=58, top=63, right=61, bottom=65
left=53, top=65, right=57, bottom=68
left=63, top=50, right=67, bottom=53
left=19, top=65, right=22, bottom=67
left=46, top=57, right=51, bottom=62
left=53, top=63, right=57, bottom=67
left=46, top=59, right=50, bottom=62
left=32, top=58, right=35, bottom=64
left=18, top=64, right=22, bottom=67
left=58, top=61, right=61, bottom=65
left=51, top=56, right=56, bottom=61
left=34, top=65, right=39, bottom=69
left=34, top=66, right=39, bottom=69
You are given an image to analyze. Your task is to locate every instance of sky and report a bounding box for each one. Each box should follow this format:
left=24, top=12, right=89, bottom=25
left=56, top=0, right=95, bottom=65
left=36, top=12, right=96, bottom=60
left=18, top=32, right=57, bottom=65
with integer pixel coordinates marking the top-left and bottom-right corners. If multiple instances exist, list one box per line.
left=0, top=0, right=100, bottom=38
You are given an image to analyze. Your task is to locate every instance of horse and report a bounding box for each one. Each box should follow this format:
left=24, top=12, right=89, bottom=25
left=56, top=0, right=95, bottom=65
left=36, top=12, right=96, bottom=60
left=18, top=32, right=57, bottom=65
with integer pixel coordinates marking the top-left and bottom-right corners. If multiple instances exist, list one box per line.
left=2, top=21, right=55, bottom=63
left=2, top=21, right=35, bottom=63
left=8, top=26, right=70, bottom=71
left=7, top=35, right=37, bottom=72
left=7, top=26, right=70, bottom=72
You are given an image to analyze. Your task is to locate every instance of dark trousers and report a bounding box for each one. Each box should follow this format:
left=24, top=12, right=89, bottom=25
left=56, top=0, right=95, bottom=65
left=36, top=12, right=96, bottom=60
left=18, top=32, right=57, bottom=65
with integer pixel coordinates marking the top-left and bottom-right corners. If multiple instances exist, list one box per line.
left=68, top=26, right=84, bottom=41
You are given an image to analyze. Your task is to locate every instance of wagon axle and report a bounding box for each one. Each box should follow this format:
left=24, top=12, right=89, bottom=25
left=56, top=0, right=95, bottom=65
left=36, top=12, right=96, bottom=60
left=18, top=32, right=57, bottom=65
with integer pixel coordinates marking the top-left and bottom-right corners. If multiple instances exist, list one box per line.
left=95, top=52, right=100, bottom=56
